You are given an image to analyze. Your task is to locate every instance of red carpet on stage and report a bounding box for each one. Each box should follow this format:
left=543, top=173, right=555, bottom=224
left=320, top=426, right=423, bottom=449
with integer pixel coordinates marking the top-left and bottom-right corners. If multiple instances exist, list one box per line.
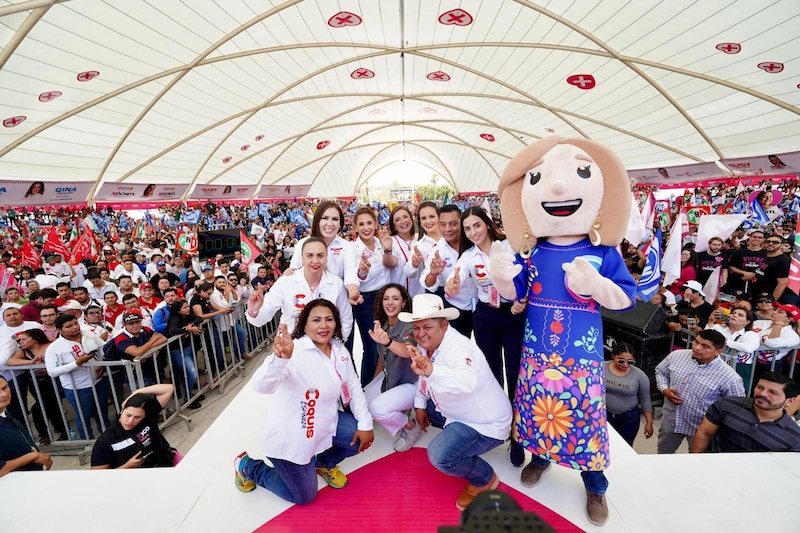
left=256, top=448, right=583, bottom=532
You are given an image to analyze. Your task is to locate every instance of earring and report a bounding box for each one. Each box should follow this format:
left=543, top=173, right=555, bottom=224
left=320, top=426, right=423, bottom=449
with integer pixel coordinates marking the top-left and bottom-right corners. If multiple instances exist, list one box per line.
left=520, top=224, right=533, bottom=258
left=590, top=212, right=602, bottom=246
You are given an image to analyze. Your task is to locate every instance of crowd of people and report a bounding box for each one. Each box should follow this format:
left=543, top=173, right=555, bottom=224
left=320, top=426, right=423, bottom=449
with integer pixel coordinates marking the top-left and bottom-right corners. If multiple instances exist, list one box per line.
left=1, top=185, right=799, bottom=525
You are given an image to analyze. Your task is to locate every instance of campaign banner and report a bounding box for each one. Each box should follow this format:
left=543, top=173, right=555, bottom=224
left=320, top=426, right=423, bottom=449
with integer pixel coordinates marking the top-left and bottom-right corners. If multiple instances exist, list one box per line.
left=0, top=180, right=93, bottom=206
left=628, top=162, right=726, bottom=184
left=721, top=150, right=800, bottom=176
left=257, top=184, right=312, bottom=199
left=188, top=184, right=257, bottom=200
left=95, top=182, right=189, bottom=202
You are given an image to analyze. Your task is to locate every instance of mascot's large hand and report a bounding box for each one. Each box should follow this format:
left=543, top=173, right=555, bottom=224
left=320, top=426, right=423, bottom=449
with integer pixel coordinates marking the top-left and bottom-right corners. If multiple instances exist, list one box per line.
left=563, top=257, right=633, bottom=310
left=489, top=242, right=521, bottom=300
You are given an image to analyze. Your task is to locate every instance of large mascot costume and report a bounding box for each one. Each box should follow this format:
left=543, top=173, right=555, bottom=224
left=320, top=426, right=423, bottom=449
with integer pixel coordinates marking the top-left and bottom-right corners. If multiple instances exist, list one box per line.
left=490, top=136, right=636, bottom=526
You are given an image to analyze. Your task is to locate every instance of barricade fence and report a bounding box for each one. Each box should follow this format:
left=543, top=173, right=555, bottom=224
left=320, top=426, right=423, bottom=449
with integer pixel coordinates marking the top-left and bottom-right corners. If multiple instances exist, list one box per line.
left=0, top=302, right=280, bottom=460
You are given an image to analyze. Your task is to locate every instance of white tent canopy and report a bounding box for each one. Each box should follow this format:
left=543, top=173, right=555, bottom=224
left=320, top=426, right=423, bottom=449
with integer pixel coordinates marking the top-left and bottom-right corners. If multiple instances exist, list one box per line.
left=1, top=0, right=798, bottom=201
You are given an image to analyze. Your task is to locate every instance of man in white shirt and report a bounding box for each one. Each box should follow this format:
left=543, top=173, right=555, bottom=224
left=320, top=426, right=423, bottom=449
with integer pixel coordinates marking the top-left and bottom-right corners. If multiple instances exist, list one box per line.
left=112, top=258, right=148, bottom=285
left=211, top=276, right=247, bottom=359
left=399, top=294, right=511, bottom=512
left=83, top=268, right=118, bottom=301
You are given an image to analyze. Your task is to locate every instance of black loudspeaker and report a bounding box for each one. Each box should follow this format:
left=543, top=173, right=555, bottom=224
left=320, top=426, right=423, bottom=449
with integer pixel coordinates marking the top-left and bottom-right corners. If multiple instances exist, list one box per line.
left=601, top=301, right=671, bottom=403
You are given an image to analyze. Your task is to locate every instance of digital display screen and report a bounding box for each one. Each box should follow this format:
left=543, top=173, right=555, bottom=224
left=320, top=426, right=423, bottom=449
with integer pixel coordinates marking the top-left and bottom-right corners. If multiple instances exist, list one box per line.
left=197, top=229, right=241, bottom=260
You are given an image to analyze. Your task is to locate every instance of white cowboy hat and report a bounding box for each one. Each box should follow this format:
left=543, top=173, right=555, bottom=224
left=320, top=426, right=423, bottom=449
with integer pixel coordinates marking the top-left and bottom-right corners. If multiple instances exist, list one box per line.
left=398, top=294, right=460, bottom=322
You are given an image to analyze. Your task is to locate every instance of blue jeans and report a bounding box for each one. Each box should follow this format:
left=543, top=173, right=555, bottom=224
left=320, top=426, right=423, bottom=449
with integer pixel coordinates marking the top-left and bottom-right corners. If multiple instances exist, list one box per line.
left=203, top=324, right=225, bottom=374
left=64, top=381, right=110, bottom=439
left=530, top=455, right=608, bottom=495
left=352, top=290, right=378, bottom=386
left=170, top=346, right=198, bottom=401
left=607, top=407, right=640, bottom=447
left=427, top=421, right=504, bottom=487
left=225, top=323, right=247, bottom=358
left=246, top=411, right=362, bottom=504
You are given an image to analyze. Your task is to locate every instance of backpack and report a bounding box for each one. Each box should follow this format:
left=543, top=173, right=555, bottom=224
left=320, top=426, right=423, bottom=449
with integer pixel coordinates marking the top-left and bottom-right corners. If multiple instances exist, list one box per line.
left=101, top=333, right=122, bottom=361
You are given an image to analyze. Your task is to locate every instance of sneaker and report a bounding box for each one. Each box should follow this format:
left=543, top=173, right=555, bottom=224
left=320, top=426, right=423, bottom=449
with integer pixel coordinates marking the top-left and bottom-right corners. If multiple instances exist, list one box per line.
left=188, top=400, right=202, bottom=409
left=586, top=491, right=609, bottom=526
left=456, top=473, right=500, bottom=511
left=316, top=465, right=348, bottom=489
left=520, top=461, right=550, bottom=488
left=393, top=421, right=423, bottom=452
left=234, top=451, right=256, bottom=493
left=509, top=440, right=525, bottom=467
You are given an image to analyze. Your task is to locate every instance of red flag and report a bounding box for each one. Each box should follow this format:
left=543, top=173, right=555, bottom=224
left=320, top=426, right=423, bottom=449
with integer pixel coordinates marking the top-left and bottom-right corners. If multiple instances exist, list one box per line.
left=22, top=240, right=41, bottom=269
left=43, top=226, right=71, bottom=259
left=415, top=192, right=422, bottom=205
left=81, top=222, right=101, bottom=261
left=70, top=232, right=94, bottom=265
left=0, top=264, right=19, bottom=294
left=175, top=230, right=198, bottom=253
left=239, top=230, right=260, bottom=267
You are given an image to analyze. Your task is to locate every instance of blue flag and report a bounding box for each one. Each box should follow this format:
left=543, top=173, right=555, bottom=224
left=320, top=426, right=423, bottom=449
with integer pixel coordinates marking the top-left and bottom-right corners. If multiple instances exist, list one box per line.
left=182, top=210, right=201, bottom=225
left=749, top=197, right=770, bottom=225
left=378, top=207, right=390, bottom=225
left=636, top=228, right=662, bottom=302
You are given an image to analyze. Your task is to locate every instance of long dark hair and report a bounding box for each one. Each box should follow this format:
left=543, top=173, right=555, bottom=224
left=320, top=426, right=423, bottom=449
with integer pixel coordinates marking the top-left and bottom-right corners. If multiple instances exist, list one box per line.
left=373, top=283, right=411, bottom=325
left=292, top=299, right=344, bottom=342
left=310, top=201, right=344, bottom=239
left=461, top=206, right=505, bottom=248
left=20, top=328, right=50, bottom=346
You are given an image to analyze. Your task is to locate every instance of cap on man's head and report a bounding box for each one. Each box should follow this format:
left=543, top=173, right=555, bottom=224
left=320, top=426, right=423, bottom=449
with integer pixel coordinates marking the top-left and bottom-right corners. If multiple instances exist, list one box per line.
left=122, top=309, right=143, bottom=324
left=682, top=280, right=705, bottom=298
left=201, top=265, right=214, bottom=272
left=58, top=300, right=82, bottom=312
left=755, top=292, right=774, bottom=304
left=140, top=282, right=153, bottom=290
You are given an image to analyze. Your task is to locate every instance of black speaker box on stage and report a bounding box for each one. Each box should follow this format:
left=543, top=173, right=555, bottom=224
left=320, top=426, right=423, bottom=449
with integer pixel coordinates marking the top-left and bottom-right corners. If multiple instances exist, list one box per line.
left=601, top=301, right=671, bottom=402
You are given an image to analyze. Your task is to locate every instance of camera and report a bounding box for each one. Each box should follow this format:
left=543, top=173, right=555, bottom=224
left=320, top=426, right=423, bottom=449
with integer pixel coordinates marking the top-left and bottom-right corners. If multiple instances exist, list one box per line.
left=438, top=490, right=556, bottom=533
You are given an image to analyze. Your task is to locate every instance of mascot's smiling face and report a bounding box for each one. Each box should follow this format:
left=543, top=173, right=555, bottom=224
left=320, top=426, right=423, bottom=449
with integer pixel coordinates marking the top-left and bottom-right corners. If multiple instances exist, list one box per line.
left=520, top=143, right=604, bottom=239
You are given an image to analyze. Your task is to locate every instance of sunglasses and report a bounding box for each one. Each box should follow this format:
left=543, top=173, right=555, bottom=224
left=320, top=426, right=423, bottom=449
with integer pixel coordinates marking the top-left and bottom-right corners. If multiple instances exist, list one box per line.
left=616, top=359, right=636, bottom=366
left=766, top=240, right=782, bottom=245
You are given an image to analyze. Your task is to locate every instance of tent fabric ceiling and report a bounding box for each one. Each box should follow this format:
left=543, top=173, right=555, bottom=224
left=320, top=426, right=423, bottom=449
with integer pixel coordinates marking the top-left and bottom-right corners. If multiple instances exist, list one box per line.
left=0, top=0, right=798, bottom=200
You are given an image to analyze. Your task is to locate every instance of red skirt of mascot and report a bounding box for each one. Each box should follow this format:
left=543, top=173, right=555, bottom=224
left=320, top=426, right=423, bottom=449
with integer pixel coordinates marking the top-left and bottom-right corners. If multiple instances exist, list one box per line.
left=490, top=136, right=636, bottom=526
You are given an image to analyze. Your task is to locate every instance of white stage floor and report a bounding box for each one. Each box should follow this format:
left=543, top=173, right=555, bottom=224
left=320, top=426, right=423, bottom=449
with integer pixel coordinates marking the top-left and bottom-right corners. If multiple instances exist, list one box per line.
left=4, top=364, right=799, bottom=532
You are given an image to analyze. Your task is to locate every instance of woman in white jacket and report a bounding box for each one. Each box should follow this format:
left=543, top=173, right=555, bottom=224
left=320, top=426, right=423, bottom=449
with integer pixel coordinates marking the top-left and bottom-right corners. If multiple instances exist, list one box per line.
left=708, top=306, right=760, bottom=392
left=234, top=299, right=374, bottom=504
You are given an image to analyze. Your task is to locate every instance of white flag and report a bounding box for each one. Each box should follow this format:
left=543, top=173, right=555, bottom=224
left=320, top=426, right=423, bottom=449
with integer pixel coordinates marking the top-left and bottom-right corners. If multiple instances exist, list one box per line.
left=694, top=214, right=748, bottom=253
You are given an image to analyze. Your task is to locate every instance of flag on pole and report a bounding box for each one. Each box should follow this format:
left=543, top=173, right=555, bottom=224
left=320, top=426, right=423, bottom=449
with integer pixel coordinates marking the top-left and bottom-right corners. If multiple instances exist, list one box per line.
left=662, top=211, right=687, bottom=287
left=22, top=240, right=41, bottom=269
left=749, top=196, right=770, bottom=225
left=625, top=191, right=647, bottom=246
left=694, top=214, right=748, bottom=253
left=70, top=232, right=94, bottom=265
left=133, top=219, right=146, bottom=240
left=239, top=230, right=260, bottom=267
left=636, top=228, right=662, bottom=302
left=43, top=225, right=71, bottom=259
left=702, top=266, right=721, bottom=305
left=0, top=264, right=19, bottom=295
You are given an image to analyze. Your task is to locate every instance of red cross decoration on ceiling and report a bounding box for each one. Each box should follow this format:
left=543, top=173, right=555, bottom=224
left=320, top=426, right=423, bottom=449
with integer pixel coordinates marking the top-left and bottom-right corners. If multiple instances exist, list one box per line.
left=2, top=116, right=26, bottom=128
left=222, top=157, right=232, bottom=164
left=241, top=144, right=250, bottom=151
left=255, top=134, right=265, bottom=141
left=545, top=128, right=555, bottom=133
left=716, top=42, right=741, bottom=54
left=328, top=11, right=362, bottom=28
left=427, top=71, right=451, bottom=82
left=479, top=133, right=495, bottom=142
left=566, top=74, right=596, bottom=90
left=420, top=107, right=437, bottom=114
left=317, top=140, right=331, bottom=150
left=438, top=9, right=473, bottom=26
left=757, top=61, right=784, bottom=73
left=38, top=90, right=62, bottom=102
left=76, top=70, right=99, bottom=82
left=351, top=68, right=375, bottom=79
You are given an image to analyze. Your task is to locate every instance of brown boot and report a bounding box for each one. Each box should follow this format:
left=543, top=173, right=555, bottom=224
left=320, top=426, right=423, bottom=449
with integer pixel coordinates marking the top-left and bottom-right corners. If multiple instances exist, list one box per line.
left=520, top=461, right=550, bottom=487
left=585, top=491, right=608, bottom=526
left=455, top=473, right=499, bottom=511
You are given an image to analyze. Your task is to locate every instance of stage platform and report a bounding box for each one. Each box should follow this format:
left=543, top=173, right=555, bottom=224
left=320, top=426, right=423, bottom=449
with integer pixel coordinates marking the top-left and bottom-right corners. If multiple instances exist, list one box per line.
left=4, top=368, right=798, bottom=533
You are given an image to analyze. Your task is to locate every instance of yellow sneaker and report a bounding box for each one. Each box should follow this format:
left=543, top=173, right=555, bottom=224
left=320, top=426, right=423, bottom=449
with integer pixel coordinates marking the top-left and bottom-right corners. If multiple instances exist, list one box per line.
left=234, top=451, right=256, bottom=493
left=316, top=465, right=348, bottom=489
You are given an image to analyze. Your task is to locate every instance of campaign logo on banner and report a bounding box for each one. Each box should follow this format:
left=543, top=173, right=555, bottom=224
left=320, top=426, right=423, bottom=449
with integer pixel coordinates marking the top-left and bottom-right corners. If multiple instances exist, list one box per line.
left=627, top=162, right=726, bottom=184
left=687, top=206, right=710, bottom=225
left=95, top=182, right=190, bottom=201
left=0, top=180, right=94, bottom=206
left=257, top=203, right=271, bottom=217
left=721, top=151, right=800, bottom=177
left=189, top=184, right=256, bottom=200
left=257, top=184, right=312, bottom=199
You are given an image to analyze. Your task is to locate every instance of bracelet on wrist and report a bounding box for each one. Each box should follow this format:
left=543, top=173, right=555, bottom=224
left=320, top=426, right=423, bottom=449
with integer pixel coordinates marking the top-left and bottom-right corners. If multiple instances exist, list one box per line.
left=383, top=338, right=392, bottom=347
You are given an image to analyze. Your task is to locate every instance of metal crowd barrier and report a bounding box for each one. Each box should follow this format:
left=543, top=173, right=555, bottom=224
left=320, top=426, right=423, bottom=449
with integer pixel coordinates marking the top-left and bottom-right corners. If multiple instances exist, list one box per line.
left=0, top=303, right=280, bottom=463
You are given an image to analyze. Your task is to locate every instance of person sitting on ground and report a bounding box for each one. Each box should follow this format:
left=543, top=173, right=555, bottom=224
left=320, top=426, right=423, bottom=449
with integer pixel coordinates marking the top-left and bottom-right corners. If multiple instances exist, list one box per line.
left=0, top=376, right=53, bottom=477
left=91, top=383, right=181, bottom=469
left=234, top=300, right=374, bottom=504
left=691, top=372, right=800, bottom=453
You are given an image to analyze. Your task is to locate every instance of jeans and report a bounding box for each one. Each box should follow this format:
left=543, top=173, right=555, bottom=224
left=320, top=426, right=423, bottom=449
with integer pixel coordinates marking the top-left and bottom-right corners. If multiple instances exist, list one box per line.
left=64, top=381, right=110, bottom=439
left=224, top=323, right=248, bottom=359
left=427, top=421, right=504, bottom=487
left=607, top=407, right=640, bottom=447
left=246, top=411, right=362, bottom=504
left=530, top=455, right=608, bottom=495
left=352, top=290, right=378, bottom=386
left=203, top=324, right=225, bottom=374
left=170, top=345, right=198, bottom=401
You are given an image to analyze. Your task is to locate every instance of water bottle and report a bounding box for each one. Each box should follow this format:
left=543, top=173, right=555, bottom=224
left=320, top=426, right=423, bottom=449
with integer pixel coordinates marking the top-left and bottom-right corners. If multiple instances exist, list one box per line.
left=69, top=428, right=77, bottom=441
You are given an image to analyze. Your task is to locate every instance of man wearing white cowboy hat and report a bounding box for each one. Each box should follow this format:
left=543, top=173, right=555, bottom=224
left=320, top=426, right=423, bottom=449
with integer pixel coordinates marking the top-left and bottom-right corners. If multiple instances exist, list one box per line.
left=398, top=293, right=512, bottom=511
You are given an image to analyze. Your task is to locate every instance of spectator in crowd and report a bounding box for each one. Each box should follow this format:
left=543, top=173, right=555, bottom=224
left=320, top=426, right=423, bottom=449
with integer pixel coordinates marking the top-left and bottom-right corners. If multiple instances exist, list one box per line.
left=116, top=274, right=138, bottom=299
left=84, top=267, right=118, bottom=301
left=91, top=384, right=181, bottom=469
left=152, top=287, right=178, bottom=335
left=0, top=307, right=43, bottom=424
left=137, top=282, right=161, bottom=311
left=655, top=329, right=745, bottom=454
left=44, top=314, right=109, bottom=440
left=753, top=293, right=774, bottom=320
left=696, top=237, right=729, bottom=287
left=72, top=286, right=102, bottom=312
left=691, top=372, right=800, bottom=453
left=190, top=282, right=229, bottom=375
left=38, top=304, right=59, bottom=341
left=670, top=249, right=699, bottom=298
left=149, top=260, right=180, bottom=288
left=81, top=304, right=113, bottom=341
left=604, top=342, right=653, bottom=446
left=20, top=288, right=57, bottom=323
left=234, top=301, right=374, bottom=503
left=399, top=294, right=511, bottom=511
left=211, top=275, right=247, bottom=360
left=113, top=309, right=168, bottom=389
left=166, top=299, right=203, bottom=409
left=0, top=376, right=53, bottom=477
left=53, top=281, right=74, bottom=307
left=707, top=306, right=760, bottom=391
left=751, top=302, right=800, bottom=379
left=724, top=230, right=766, bottom=298
left=102, top=291, right=125, bottom=327
left=754, top=234, right=797, bottom=304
